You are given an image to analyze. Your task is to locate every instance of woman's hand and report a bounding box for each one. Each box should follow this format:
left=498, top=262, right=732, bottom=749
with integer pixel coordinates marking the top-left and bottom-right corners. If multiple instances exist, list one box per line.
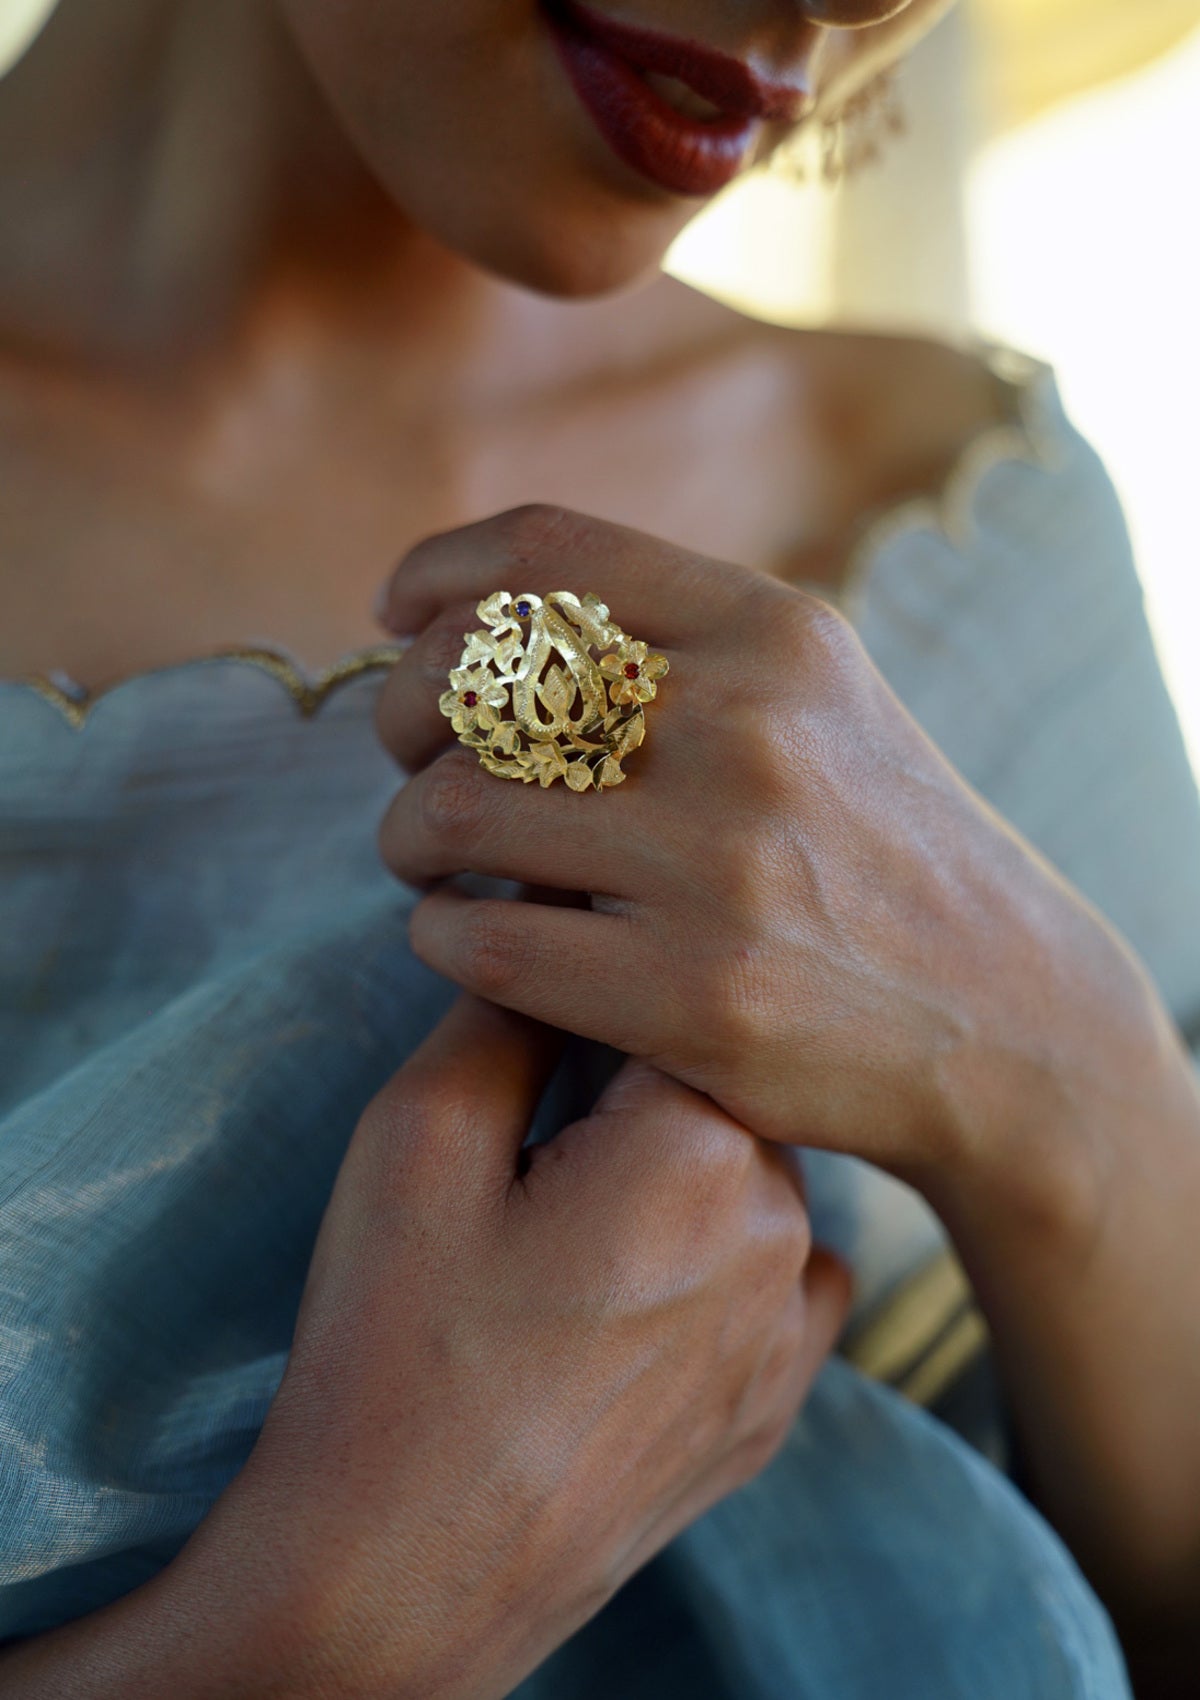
left=373, top=506, right=1200, bottom=1655
left=373, top=504, right=1163, bottom=1199
left=110, top=994, right=845, bottom=1700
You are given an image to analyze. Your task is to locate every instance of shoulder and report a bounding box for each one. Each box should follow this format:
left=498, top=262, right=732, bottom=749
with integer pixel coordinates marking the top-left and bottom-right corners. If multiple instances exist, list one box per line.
left=681, top=291, right=1032, bottom=527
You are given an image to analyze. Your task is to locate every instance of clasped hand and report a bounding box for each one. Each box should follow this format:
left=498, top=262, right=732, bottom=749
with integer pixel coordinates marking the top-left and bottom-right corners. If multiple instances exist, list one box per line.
left=375, top=503, right=1145, bottom=1191
left=170, top=998, right=846, bottom=1700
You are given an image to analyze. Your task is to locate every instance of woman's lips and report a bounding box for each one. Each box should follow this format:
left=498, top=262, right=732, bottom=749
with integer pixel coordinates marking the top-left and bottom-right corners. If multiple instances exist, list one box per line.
left=542, top=0, right=768, bottom=198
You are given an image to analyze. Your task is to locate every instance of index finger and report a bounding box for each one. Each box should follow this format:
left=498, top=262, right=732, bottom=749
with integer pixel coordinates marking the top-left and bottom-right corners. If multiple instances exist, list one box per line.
left=376, top=501, right=748, bottom=646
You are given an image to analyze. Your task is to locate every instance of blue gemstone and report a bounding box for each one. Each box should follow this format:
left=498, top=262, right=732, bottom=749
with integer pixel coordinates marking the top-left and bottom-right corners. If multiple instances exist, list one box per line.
left=515, top=599, right=531, bottom=617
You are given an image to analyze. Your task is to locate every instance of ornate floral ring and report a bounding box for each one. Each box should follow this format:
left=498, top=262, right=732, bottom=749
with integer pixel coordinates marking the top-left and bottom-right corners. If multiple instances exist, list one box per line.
left=439, top=590, right=669, bottom=791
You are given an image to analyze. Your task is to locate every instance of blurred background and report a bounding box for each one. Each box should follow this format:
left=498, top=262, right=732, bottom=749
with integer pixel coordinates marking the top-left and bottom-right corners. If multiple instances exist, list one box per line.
left=2, top=0, right=1198, bottom=755
left=668, top=0, right=1200, bottom=767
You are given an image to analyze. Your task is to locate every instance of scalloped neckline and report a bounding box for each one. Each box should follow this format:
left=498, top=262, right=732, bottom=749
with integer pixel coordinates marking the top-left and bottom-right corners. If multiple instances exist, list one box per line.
left=2, top=341, right=1061, bottom=732
left=9, top=642, right=409, bottom=730
left=832, top=343, right=1063, bottom=622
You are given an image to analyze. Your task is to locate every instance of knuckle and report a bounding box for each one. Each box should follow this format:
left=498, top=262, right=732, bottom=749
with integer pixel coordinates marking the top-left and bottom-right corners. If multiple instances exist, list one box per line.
left=758, top=1327, right=800, bottom=1400
left=418, top=751, right=488, bottom=844
left=361, top=1079, right=430, bottom=1148
left=737, top=578, right=860, bottom=674
left=744, top=714, right=806, bottom=808
left=692, top=946, right=774, bottom=1070
left=684, top=1116, right=757, bottom=1198
left=632, top=1112, right=756, bottom=1244
left=457, top=903, right=536, bottom=997
left=744, top=1209, right=811, bottom=1321
left=748, top=587, right=858, bottom=684
left=768, top=1206, right=812, bottom=1290
left=720, top=1420, right=774, bottom=1491
left=729, top=1372, right=805, bottom=1475
left=788, top=593, right=860, bottom=675
left=709, top=689, right=804, bottom=820
left=776, top=1301, right=811, bottom=1374
left=353, top=1084, right=441, bottom=1204
left=496, top=501, right=582, bottom=564
left=398, top=524, right=455, bottom=578
left=703, top=833, right=776, bottom=921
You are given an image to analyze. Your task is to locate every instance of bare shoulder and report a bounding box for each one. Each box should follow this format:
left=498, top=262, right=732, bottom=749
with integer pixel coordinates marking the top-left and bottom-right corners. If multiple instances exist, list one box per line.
left=654, top=276, right=1010, bottom=457
left=647, top=290, right=1017, bottom=590
left=749, top=317, right=1016, bottom=537
left=756, top=319, right=1010, bottom=455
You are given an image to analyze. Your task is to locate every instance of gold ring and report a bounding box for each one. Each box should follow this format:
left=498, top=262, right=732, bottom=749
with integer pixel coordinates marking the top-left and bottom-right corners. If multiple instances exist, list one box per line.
left=439, top=590, right=669, bottom=791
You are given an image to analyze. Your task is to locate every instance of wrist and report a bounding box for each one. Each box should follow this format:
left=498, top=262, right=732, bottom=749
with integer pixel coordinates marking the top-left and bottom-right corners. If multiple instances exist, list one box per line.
left=163, top=1457, right=530, bottom=1700
left=910, top=919, right=1186, bottom=1246
left=155, top=1489, right=440, bottom=1700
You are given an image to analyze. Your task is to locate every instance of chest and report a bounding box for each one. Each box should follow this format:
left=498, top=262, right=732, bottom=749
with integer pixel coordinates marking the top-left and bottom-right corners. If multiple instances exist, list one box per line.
left=0, top=341, right=825, bottom=693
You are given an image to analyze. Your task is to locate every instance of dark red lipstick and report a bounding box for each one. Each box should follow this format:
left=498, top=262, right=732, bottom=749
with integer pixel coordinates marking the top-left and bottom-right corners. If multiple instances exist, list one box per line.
left=543, top=1, right=809, bottom=198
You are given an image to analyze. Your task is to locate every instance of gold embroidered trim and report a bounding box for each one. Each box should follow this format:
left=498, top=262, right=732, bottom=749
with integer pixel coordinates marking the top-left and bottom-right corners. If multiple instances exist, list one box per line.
left=17, top=643, right=407, bottom=731
left=832, top=342, right=1068, bottom=624
left=897, top=1307, right=988, bottom=1410
left=9, top=342, right=1061, bottom=730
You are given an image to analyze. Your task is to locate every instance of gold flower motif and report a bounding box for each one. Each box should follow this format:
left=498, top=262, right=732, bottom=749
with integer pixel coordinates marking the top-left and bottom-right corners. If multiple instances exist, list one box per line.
left=438, top=665, right=509, bottom=736
left=600, top=639, right=669, bottom=706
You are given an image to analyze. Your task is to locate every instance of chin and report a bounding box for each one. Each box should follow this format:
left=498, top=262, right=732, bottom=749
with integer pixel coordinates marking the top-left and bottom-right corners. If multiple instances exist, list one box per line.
left=460, top=214, right=674, bottom=300
left=397, top=173, right=692, bottom=301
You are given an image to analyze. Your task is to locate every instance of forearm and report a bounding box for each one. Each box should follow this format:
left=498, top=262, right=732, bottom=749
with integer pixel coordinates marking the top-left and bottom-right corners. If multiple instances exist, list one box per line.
left=0, top=1425, right=599, bottom=1700
left=0, top=1563, right=264, bottom=1700
left=0, top=1528, right=430, bottom=1700
left=917, top=983, right=1200, bottom=1640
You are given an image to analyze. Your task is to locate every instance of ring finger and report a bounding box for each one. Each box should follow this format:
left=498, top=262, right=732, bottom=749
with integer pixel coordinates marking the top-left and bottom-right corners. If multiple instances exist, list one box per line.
left=379, top=741, right=639, bottom=894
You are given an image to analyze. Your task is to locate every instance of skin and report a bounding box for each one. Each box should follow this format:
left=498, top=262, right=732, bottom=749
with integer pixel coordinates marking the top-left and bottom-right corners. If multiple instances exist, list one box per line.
left=2, top=0, right=1195, bottom=1694
left=0, top=1, right=984, bottom=692
left=0, top=997, right=851, bottom=1700
left=373, top=510, right=1200, bottom=1675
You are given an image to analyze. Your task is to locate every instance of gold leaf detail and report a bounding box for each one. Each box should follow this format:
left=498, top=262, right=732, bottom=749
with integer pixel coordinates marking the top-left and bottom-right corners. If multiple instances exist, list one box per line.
left=477, top=591, right=513, bottom=627
left=611, top=708, right=645, bottom=757
left=489, top=722, right=521, bottom=757
left=462, top=629, right=498, bottom=666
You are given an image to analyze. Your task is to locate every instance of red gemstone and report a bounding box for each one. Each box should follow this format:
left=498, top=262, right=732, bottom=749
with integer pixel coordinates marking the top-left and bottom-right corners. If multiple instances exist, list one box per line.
left=623, top=662, right=640, bottom=680
left=463, top=690, right=479, bottom=708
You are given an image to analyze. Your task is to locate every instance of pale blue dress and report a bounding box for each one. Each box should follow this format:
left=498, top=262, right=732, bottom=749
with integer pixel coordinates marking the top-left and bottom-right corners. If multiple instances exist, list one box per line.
left=4, top=344, right=1199, bottom=1693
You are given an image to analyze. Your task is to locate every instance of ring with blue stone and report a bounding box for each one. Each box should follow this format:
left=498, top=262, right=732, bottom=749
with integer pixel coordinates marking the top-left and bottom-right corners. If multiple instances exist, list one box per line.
left=439, top=589, right=668, bottom=791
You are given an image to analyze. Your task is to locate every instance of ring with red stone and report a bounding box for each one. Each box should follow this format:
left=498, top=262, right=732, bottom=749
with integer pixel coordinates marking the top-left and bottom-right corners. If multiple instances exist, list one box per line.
left=439, top=589, right=669, bottom=791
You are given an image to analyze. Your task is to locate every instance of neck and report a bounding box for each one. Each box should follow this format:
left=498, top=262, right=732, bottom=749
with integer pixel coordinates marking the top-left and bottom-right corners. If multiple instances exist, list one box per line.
left=0, top=0, right=550, bottom=378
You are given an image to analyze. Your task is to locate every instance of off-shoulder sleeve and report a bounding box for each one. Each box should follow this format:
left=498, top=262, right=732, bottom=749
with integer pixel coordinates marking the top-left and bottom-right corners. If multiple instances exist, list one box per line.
left=846, top=344, right=1200, bottom=1036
